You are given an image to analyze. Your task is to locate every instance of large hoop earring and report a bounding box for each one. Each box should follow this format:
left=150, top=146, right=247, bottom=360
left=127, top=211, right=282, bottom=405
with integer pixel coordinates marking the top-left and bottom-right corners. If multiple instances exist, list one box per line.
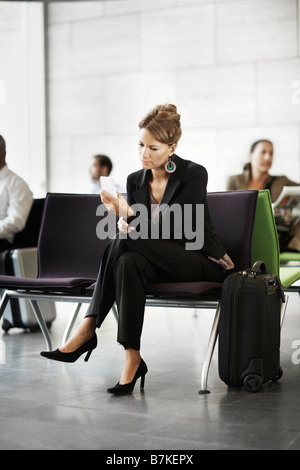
left=165, top=155, right=176, bottom=173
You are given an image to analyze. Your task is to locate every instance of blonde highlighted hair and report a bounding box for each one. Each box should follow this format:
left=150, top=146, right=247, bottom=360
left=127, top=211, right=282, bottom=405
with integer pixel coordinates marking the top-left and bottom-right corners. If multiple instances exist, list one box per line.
left=139, top=104, right=182, bottom=146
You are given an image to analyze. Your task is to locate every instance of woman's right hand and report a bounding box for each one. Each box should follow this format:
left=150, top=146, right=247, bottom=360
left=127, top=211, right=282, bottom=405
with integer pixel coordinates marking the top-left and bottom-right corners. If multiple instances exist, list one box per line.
left=100, top=191, right=134, bottom=219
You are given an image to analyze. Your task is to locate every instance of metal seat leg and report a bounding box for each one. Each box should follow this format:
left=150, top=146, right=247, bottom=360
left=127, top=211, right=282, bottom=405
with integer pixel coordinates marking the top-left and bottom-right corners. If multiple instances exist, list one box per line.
left=62, top=303, right=82, bottom=344
left=0, top=291, right=10, bottom=321
left=29, top=299, right=52, bottom=351
left=199, top=302, right=221, bottom=395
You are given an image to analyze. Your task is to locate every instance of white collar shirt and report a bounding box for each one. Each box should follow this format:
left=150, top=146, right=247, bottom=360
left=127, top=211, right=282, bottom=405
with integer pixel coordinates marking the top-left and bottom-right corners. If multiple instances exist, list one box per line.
left=0, top=164, right=33, bottom=243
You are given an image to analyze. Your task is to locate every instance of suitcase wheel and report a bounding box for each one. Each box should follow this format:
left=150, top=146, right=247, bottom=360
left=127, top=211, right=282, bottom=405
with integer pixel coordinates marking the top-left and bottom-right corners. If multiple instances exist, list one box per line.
left=1, top=320, right=53, bottom=333
left=243, top=374, right=262, bottom=393
left=272, top=366, right=283, bottom=382
left=2, top=319, right=12, bottom=332
left=29, top=321, right=53, bottom=333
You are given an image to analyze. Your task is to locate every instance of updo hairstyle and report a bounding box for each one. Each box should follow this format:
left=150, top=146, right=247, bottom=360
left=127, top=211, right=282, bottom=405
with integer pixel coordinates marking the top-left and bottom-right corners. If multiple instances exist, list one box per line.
left=138, top=104, right=182, bottom=146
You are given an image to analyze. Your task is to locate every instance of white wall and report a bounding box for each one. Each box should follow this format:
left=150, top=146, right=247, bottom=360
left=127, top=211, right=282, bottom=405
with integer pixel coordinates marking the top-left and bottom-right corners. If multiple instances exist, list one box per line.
left=47, top=0, right=300, bottom=194
left=1, top=0, right=299, bottom=195
left=0, top=1, right=46, bottom=197
left=0, top=0, right=299, bottom=195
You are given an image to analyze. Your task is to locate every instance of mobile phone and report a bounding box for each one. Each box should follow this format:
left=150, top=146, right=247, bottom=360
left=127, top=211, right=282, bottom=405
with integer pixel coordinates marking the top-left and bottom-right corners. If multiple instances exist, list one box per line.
left=100, top=176, right=118, bottom=198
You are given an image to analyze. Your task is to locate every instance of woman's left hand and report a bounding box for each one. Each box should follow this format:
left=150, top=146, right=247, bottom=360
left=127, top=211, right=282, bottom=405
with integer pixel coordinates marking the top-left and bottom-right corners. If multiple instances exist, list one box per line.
left=100, top=190, right=134, bottom=219
left=117, top=216, right=135, bottom=234
left=208, top=253, right=235, bottom=270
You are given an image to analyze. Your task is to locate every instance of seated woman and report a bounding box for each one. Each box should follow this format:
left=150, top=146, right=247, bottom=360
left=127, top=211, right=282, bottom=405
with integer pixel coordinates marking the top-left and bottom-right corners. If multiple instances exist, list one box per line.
left=41, top=104, right=234, bottom=395
left=227, top=139, right=300, bottom=252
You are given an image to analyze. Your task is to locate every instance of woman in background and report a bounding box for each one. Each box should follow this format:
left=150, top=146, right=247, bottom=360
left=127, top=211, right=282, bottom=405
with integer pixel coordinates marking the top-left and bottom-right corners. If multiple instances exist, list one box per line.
left=227, top=139, right=300, bottom=252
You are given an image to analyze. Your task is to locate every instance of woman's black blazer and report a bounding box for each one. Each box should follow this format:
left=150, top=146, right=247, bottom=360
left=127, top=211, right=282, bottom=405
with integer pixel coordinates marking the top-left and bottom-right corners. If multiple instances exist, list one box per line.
left=126, top=154, right=226, bottom=260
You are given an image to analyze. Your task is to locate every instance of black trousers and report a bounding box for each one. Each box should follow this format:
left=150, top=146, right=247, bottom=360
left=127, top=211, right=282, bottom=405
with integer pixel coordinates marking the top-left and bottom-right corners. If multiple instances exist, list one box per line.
left=85, top=236, right=224, bottom=350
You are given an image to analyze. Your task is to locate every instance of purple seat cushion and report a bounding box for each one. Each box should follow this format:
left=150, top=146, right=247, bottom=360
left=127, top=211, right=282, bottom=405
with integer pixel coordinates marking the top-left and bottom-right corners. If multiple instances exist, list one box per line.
left=146, top=281, right=223, bottom=297
left=86, top=280, right=223, bottom=299
left=0, top=275, right=96, bottom=293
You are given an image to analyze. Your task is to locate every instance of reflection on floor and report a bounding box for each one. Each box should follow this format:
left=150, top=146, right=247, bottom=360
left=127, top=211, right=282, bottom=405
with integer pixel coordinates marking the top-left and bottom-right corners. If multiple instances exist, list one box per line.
left=0, top=292, right=300, bottom=450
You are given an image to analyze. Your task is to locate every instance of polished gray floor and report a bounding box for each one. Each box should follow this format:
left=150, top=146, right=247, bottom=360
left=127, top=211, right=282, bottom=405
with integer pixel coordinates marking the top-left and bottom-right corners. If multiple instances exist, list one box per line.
left=0, top=292, right=300, bottom=451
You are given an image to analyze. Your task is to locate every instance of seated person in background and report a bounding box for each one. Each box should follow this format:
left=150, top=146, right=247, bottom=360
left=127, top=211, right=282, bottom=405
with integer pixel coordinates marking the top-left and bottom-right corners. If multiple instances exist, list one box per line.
left=89, top=154, right=113, bottom=194
left=227, top=139, right=300, bottom=252
left=0, top=135, right=33, bottom=253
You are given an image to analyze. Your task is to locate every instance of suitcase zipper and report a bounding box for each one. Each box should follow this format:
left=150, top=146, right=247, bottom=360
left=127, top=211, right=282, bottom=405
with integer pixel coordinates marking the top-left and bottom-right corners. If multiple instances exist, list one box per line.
left=226, top=273, right=245, bottom=386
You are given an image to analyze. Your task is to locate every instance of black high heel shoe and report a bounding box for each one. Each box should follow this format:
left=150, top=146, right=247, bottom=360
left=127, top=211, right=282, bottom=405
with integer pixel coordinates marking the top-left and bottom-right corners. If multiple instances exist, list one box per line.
left=107, top=359, right=148, bottom=395
left=40, top=334, right=97, bottom=363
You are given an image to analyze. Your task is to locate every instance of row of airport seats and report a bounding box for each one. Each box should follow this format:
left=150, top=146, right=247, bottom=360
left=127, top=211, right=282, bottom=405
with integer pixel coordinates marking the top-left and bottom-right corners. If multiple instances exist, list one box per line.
left=0, top=199, right=56, bottom=332
left=0, top=190, right=299, bottom=394
left=0, top=198, right=44, bottom=276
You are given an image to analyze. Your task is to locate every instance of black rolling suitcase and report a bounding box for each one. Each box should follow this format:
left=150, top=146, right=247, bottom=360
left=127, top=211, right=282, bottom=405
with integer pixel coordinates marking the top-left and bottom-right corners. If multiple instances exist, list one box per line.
left=218, top=261, right=285, bottom=393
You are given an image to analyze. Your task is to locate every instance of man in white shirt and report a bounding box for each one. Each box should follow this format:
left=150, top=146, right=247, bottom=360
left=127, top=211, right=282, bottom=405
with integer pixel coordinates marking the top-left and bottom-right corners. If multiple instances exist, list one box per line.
left=0, top=135, right=33, bottom=252
left=89, top=154, right=113, bottom=194
left=89, top=154, right=125, bottom=194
